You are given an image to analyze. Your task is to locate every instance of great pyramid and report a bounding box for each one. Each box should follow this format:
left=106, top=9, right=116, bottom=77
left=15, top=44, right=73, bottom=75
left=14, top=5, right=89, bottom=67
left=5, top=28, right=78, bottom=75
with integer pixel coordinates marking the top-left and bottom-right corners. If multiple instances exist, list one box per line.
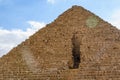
left=0, top=5, right=120, bottom=80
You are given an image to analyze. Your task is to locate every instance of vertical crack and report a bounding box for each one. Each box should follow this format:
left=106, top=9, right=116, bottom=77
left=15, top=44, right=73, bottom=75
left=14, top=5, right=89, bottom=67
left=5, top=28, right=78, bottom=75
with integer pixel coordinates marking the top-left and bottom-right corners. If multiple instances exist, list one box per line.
left=71, top=34, right=81, bottom=69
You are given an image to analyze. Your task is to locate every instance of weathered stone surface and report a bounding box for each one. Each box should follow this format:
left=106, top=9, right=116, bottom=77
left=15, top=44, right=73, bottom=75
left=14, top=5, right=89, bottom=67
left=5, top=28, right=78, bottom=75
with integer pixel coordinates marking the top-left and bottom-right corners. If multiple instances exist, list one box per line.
left=0, top=5, right=120, bottom=80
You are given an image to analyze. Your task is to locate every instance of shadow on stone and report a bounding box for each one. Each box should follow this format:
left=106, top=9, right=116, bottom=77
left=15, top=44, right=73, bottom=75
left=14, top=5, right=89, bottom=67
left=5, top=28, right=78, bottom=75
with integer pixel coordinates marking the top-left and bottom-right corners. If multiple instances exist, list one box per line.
left=70, top=34, right=81, bottom=69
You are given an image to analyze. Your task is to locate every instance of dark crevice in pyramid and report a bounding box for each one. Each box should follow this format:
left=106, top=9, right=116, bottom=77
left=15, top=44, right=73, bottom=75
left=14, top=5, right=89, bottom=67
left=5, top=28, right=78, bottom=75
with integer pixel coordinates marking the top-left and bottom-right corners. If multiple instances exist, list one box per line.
left=71, top=33, right=81, bottom=69
left=0, top=5, right=120, bottom=79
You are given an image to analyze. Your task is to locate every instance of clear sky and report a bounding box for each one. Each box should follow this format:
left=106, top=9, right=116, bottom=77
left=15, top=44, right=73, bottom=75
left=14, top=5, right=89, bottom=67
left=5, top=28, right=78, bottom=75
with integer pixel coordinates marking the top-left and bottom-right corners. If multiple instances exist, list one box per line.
left=0, top=0, right=120, bottom=57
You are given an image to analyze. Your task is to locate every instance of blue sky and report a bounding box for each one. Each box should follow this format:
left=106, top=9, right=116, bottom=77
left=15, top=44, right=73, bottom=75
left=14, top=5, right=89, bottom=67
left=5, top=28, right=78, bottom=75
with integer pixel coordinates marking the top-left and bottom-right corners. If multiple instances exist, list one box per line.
left=0, top=0, right=120, bottom=57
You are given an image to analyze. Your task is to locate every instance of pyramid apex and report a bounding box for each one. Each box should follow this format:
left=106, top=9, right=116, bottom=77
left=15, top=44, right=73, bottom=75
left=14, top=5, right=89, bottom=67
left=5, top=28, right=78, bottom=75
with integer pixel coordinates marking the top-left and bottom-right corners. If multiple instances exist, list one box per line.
left=71, top=5, right=85, bottom=10
left=72, top=5, right=79, bottom=7
left=72, top=5, right=82, bottom=8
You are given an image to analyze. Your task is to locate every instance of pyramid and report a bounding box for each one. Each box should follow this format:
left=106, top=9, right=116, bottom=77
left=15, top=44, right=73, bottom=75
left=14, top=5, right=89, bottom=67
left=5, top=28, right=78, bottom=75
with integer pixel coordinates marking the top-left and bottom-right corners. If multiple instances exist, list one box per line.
left=0, top=5, right=120, bottom=80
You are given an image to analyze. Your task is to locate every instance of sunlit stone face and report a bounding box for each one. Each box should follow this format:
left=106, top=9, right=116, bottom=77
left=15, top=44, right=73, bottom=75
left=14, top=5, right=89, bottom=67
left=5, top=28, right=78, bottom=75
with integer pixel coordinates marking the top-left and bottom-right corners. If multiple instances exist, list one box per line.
left=86, top=16, right=99, bottom=28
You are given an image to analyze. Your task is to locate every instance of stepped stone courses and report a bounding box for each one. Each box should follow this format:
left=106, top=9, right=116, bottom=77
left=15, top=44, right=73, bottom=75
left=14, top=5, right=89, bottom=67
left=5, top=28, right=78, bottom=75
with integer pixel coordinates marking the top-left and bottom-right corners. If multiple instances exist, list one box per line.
left=0, top=5, right=120, bottom=80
